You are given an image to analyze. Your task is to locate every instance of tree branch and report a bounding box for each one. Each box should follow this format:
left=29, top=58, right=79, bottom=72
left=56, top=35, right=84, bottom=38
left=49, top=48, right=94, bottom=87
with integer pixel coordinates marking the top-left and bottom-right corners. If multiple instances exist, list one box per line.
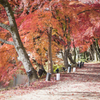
left=77, top=9, right=100, bottom=15
left=77, top=10, right=91, bottom=15
left=0, top=38, right=14, bottom=45
left=0, top=23, right=11, bottom=32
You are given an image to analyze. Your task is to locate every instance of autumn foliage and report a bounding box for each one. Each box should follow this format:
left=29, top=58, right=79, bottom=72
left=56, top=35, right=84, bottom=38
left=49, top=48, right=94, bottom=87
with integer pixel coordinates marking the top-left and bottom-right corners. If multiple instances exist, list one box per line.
left=0, top=0, right=100, bottom=86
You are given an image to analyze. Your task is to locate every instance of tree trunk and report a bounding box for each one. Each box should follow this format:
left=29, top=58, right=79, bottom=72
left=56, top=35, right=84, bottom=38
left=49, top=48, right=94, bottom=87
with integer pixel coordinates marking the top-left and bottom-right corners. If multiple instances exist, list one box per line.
left=0, top=0, right=38, bottom=83
left=63, top=17, right=71, bottom=68
left=92, top=43, right=98, bottom=61
left=89, top=51, right=92, bottom=60
left=96, top=39, right=100, bottom=60
left=73, top=49, right=76, bottom=62
left=84, top=51, right=88, bottom=60
left=93, top=40, right=100, bottom=61
left=94, top=52, right=97, bottom=62
left=48, top=27, right=53, bottom=73
left=90, top=45, right=94, bottom=61
left=73, top=39, right=76, bottom=62
left=75, top=48, right=79, bottom=62
left=68, top=53, right=76, bottom=64
left=63, top=47, right=69, bottom=68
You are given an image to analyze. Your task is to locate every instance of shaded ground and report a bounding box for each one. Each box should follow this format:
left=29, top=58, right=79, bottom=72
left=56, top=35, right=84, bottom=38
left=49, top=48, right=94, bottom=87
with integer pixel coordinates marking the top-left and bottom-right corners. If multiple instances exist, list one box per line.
left=1, top=63, right=100, bottom=100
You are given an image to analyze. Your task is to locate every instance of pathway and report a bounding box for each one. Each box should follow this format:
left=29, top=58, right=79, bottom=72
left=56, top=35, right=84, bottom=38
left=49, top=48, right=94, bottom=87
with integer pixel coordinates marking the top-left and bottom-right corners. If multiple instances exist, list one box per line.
left=3, top=63, right=100, bottom=100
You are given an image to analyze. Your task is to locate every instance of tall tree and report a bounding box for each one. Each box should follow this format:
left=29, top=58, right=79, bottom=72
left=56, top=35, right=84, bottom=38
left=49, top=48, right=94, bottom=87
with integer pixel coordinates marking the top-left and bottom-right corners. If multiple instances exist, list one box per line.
left=0, top=0, right=38, bottom=85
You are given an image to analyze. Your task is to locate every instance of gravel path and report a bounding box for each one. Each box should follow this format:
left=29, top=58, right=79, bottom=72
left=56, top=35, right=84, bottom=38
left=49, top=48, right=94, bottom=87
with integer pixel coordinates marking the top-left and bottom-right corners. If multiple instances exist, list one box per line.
left=5, top=63, right=100, bottom=100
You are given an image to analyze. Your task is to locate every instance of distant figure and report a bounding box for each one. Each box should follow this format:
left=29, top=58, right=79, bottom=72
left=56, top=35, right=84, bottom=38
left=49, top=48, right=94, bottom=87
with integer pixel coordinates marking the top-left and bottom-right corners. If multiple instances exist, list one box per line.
left=56, top=68, right=59, bottom=73
left=77, top=61, right=81, bottom=68
left=38, top=69, right=44, bottom=77
left=80, top=61, right=84, bottom=67
left=62, top=67, right=67, bottom=72
left=63, top=67, right=65, bottom=71
left=83, top=62, right=84, bottom=66
left=38, top=64, right=46, bottom=77
left=80, top=61, right=82, bottom=67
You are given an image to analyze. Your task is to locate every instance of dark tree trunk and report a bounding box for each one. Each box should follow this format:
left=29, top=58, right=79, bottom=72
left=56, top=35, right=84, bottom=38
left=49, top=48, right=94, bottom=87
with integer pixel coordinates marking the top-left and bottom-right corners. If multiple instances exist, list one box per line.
left=63, top=47, right=69, bottom=68
left=63, top=17, right=72, bottom=68
left=92, top=42, right=97, bottom=61
left=73, top=39, right=76, bottom=62
left=48, top=27, right=53, bottom=73
left=90, top=45, right=94, bottom=60
left=84, top=52, right=86, bottom=59
left=68, top=53, right=76, bottom=64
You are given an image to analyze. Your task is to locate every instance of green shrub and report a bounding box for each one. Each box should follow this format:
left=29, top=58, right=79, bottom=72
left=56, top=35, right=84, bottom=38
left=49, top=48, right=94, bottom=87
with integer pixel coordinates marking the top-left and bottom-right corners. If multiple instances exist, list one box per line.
left=53, top=64, right=64, bottom=73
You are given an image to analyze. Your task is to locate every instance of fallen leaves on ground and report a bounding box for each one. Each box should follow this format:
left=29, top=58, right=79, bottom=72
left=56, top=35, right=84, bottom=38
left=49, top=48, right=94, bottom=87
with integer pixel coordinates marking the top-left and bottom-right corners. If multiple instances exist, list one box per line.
left=0, top=63, right=100, bottom=99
